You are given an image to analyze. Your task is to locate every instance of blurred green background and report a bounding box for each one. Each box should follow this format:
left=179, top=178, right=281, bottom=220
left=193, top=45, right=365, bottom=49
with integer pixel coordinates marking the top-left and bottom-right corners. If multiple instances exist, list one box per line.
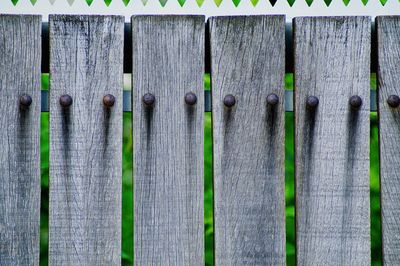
left=39, top=73, right=381, bottom=265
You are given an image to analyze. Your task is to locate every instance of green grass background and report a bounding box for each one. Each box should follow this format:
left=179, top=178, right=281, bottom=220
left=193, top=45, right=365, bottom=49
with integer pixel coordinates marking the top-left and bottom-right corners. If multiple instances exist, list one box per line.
left=39, top=73, right=381, bottom=265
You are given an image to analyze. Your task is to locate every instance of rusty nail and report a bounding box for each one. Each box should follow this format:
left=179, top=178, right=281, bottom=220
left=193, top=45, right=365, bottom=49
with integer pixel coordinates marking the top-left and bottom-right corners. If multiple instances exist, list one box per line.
left=266, top=93, right=279, bottom=106
left=19, top=94, right=32, bottom=109
left=185, top=92, right=197, bottom=106
left=349, top=95, right=362, bottom=109
left=103, top=94, right=115, bottom=108
left=142, top=93, right=155, bottom=107
left=306, top=96, right=319, bottom=110
left=387, top=95, right=400, bottom=108
left=59, top=94, right=73, bottom=108
left=223, top=94, right=236, bottom=108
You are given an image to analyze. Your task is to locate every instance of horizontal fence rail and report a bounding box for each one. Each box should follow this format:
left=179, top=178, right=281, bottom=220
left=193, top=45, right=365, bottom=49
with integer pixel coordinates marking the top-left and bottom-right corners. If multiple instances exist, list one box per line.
left=1, top=13, right=400, bottom=266
left=40, top=90, right=378, bottom=112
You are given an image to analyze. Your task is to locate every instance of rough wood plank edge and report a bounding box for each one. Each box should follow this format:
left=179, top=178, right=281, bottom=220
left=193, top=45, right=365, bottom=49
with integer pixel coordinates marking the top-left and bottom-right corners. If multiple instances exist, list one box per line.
left=377, top=15, right=400, bottom=266
left=40, top=21, right=378, bottom=73
left=294, top=16, right=371, bottom=265
left=0, top=14, right=41, bottom=266
left=132, top=15, right=205, bottom=265
left=210, top=15, right=286, bottom=265
left=49, top=15, right=124, bottom=265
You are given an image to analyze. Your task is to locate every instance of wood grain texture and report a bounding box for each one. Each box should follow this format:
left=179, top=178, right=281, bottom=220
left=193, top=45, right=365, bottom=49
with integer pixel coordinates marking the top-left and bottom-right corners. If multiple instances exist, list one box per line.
left=49, top=15, right=123, bottom=265
left=132, top=15, right=204, bottom=265
left=377, top=16, right=400, bottom=266
left=0, top=15, right=41, bottom=266
left=294, top=16, right=370, bottom=265
left=210, top=16, right=286, bottom=265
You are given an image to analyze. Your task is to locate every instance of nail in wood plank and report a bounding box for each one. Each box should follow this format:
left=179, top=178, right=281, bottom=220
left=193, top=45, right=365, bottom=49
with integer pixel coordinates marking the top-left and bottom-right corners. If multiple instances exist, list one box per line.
left=132, top=15, right=205, bottom=265
left=294, top=16, right=371, bottom=265
left=377, top=15, right=400, bottom=266
left=49, top=15, right=124, bottom=265
left=210, top=15, right=286, bottom=265
left=0, top=14, right=41, bottom=266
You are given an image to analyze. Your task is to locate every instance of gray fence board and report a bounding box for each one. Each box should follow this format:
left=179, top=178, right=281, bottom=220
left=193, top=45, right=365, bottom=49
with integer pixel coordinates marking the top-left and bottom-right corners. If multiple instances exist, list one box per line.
left=49, top=15, right=123, bottom=265
left=210, top=15, right=286, bottom=265
left=132, top=15, right=204, bottom=265
left=0, top=15, right=41, bottom=266
left=294, top=16, right=371, bottom=265
left=377, top=16, right=400, bottom=266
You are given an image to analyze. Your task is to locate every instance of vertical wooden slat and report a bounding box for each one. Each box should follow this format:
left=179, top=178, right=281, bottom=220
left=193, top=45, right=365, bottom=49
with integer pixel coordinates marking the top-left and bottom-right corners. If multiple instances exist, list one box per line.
left=0, top=15, right=41, bottom=266
left=210, top=16, right=286, bottom=265
left=49, top=15, right=123, bottom=265
left=377, top=16, right=400, bottom=265
left=294, top=17, right=370, bottom=265
left=132, top=15, right=204, bottom=265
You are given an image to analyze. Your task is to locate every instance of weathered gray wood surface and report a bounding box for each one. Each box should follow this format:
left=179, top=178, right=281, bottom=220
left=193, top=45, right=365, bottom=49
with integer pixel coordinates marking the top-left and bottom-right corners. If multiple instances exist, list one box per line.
left=377, top=16, right=400, bottom=266
left=0, top=15, right=41, bottom=266
left=210, top=16, right=286, bottom=265
left=49, top=15, right=123, bottom=265
left=294, top=16, right=370, bottom=265
left=132, top=15, right=204, bottom=265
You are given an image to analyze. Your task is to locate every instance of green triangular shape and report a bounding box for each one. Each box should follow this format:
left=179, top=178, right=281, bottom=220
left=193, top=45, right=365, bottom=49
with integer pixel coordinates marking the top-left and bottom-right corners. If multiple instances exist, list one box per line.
left=123, top=0, right=130, bottom=6
left=232, top=0, right=241, bottom=6
left=11, top=0, right=18, bottom=6
left=159, top=0, right=168, bottom=6
left=196, top=0, right=204, bottom=6
left=105, top=0, right=112, bottom=6
left=178, top=0, right=185, bottom=6
left=214, top=0, right=223, bottom=6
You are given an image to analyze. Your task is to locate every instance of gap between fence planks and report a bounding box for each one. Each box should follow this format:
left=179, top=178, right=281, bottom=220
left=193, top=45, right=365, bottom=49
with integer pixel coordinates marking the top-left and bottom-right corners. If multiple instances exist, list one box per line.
left=294, top=16, right=371, bottom=265
left=210, top=15, right=286, bottom=265
left=0, top=15, right=41, bottom=266
left=48, top=15, right=124, bottom=265
left=377, top=16, right=400, bottom=266
left=132, top=15, right=205, bottom=265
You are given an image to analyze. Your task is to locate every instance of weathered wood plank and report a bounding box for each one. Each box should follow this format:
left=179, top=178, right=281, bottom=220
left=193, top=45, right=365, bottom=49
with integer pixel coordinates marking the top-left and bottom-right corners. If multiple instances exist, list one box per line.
left=210, top=16, right=286, bottom=265
left=132, top=15, right=204, bottom=265
left=49, top=15, right=123, bottom=265
left=0, top=15, right=41, bottom=266
left=294, top=16, right=371, bottom=265
left=377, top=16, right=400, bottom=266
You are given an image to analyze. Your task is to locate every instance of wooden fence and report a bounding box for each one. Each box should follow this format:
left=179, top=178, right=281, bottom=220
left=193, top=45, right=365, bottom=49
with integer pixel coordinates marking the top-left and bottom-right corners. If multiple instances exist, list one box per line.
left=0, top=13, right=399, bottom=266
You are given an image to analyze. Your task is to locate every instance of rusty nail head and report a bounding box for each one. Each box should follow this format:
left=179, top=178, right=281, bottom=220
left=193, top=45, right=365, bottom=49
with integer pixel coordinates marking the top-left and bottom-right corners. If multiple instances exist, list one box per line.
left=185, top=92, right=197, bottom=106
left=387, top=95, right=400, bottom=108
left=20, top=94, right=32, bottom=108
left=349, top=95, right=362, bottom=109
left=60, top=94, right=73, bottom=108
left=306, top=96, right=319, bottom=110
left=223, top=94, right=236, bottom=108
left=103, top=94, right=115, bottom=108
left=266, top=93, right=279, bottom=106
left=142, top=93, right=155, bottom=107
